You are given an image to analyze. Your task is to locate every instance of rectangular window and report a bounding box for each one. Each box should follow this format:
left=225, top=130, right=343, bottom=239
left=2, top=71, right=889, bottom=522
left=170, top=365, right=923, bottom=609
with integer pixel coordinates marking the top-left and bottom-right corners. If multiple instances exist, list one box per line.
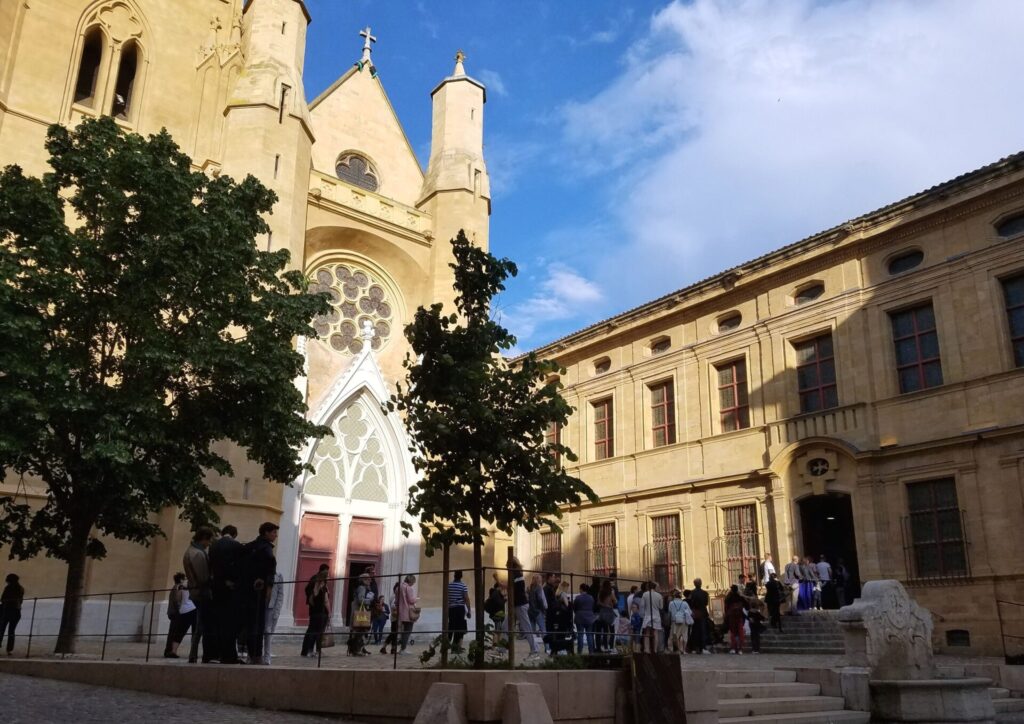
left=544, top=421, right=561, bottom=464
left=650, top=514, right=681, bottom=590
left=716, top=359, right=750, bottom=432
left=905, top=478, right=967, bottom=579
left=1003, top=274, right=1024, bottom=367
left=890, top=303, right=943, bottom=393
left=589, top=522, right=617, bottom=577
left=723, top=504, right=759, bottom=585
left=593, top=398, right=613, bottom=460
left=794, top=334, right=838, bottom=413
left=650, top=380, right=676, bottom=447
left=540, top=531, right=562, bottom=574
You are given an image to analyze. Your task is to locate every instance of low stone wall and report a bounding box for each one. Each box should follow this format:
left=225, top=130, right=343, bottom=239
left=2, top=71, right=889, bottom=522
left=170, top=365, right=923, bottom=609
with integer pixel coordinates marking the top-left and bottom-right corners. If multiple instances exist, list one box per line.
left=0, top=659, right=626, bottom=723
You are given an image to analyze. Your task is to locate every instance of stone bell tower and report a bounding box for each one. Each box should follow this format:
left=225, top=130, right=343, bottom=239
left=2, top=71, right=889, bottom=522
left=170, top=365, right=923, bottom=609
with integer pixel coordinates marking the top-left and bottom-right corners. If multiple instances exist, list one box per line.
left=418, top=50, right=491, bottom=305
left=220, top=0, right=314, bottom=272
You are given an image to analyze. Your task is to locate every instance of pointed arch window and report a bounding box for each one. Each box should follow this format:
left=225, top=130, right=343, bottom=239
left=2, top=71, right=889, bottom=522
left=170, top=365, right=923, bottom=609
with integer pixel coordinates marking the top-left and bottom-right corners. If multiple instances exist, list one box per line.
left=336, top=153, right=380, bottom=192
left=74, top=27, right=105, bottom=106
left=111, top=41, right=140, bottom=119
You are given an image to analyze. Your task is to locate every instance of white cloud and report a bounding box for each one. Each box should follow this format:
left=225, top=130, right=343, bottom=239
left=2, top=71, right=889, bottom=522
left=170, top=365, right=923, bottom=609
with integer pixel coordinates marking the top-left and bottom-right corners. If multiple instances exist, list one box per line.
left=498, top=262, right=604, bottom=345
left=477, top=69, right=508, bottom=97
left=555, top=0, right=1024, bottom=310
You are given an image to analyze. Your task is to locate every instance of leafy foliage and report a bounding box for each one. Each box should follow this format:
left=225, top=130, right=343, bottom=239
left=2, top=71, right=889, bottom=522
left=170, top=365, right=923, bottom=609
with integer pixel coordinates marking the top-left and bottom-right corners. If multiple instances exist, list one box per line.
left=0, top=117, right=327, bottom=615
left=390, top=230, right=597, bottom=666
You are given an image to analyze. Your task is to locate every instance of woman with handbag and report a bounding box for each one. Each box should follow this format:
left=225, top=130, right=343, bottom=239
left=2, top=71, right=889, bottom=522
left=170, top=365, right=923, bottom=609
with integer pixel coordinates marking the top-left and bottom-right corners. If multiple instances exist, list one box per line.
left=398, top=574, right=420, bottom=655
left=348, top=572, right=372, bottom=656
left=163, top=572, right=197, bottom=658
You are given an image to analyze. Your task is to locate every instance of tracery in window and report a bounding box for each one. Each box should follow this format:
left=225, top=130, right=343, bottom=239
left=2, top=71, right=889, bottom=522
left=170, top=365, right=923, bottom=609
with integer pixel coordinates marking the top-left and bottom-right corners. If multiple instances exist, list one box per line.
left=304, top=397, right=389, bottom=503
left=336, top=153, right=380, bottom=192
left=74, top=27, right=105, bottom=106
left=308, top=263, right=395, bottom=355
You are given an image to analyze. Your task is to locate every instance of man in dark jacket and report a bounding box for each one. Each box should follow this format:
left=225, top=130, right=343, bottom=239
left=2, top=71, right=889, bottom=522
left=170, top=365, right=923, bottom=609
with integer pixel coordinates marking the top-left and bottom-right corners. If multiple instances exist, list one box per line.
left=242, top=522, right=278, bottom=664
left=209, top=525, right=244, bottom=663
left=688, top=578, right=711, bottom=653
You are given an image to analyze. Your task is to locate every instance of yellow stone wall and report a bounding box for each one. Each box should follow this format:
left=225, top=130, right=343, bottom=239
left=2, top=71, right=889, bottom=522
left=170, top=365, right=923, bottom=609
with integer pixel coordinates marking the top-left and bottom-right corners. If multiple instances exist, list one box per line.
left=521, top=165, right=1024, bottom=656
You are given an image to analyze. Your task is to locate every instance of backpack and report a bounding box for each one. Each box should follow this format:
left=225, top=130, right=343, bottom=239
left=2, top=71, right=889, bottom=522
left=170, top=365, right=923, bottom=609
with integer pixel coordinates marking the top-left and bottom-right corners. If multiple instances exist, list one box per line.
left=166, top=585, right=182, bottom=621
left=484, top=589, right=504, bottom=616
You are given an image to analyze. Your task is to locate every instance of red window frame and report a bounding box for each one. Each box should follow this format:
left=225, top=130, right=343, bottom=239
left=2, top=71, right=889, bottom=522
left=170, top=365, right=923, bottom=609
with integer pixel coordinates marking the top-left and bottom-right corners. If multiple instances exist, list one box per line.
left=590, top=522, right=617, bottom=577
left=1003, top=274, right=1024, bottom=368
left=723, top=505, right=759, bottom=586
left=651, top=514, right=681, bottom=590
left=716, top=359, right=750, bottom=432
left=906, top=479, right=967, bottom=578
left=593, top=398, right=613, bottom=460
left=890, top=304, right=943, bottom=393
left=794, top=334, right=838, bottom=413
left=540, top=531, right=562, bottom=574
left=650, top=380, right=676, bottom=447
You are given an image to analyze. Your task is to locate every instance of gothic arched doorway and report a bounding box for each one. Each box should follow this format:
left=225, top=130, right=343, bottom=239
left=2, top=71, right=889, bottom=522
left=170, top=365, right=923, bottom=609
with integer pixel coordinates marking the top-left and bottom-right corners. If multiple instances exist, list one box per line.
left=797, top=493, right=859, bottom=607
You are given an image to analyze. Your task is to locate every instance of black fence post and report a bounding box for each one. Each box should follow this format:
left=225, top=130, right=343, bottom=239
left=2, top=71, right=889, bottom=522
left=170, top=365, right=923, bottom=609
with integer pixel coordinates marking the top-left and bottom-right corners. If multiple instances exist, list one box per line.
left=145, top=589, right=156, bottom=662
left=26, top=598, right=37, bottom=659
left=101, top=593, right=113, bottom=661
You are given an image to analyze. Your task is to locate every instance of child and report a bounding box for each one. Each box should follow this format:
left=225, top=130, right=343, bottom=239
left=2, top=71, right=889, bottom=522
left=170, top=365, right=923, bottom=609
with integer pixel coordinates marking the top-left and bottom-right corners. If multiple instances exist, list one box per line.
left=371, top=595, right=390, bottom=645
left=629, top=603, right=643, bottom=652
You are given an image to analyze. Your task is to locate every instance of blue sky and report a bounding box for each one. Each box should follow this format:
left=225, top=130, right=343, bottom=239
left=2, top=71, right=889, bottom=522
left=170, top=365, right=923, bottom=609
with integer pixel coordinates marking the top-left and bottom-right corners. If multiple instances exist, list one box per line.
left=302, top=0, right=1024, bottom=352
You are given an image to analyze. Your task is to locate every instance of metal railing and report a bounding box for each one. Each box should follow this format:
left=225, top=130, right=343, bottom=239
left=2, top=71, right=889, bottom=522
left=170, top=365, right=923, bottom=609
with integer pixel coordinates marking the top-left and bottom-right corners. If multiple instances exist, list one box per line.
left=2, top=565, right=685, bottom=670
left=995, top=599, right=1024, bottom=663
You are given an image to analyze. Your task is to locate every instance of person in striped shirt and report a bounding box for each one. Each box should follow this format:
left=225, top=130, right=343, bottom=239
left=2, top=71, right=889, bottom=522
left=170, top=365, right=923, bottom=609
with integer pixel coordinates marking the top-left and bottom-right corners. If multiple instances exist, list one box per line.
left=447, top=570, right=470, bottom=649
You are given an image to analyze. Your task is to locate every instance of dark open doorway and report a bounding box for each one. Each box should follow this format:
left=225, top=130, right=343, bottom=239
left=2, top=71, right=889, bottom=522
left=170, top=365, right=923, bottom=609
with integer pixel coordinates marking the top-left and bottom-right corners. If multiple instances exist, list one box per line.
left=798, top=493, right=860, bottom=607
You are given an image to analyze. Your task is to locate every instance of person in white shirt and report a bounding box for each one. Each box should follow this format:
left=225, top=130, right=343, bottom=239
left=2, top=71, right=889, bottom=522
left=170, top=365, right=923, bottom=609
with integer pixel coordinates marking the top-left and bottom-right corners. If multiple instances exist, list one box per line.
left=761, top=553, right=776, bottom=586
left=639, top=582, right=664, bottom=654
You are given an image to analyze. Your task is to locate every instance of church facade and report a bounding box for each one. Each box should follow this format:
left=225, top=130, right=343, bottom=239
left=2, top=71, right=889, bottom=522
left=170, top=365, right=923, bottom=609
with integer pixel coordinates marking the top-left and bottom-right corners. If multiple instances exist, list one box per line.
left=0, top=0, right=492, bottom=633
left=515, top=151, right=1024, bottom=656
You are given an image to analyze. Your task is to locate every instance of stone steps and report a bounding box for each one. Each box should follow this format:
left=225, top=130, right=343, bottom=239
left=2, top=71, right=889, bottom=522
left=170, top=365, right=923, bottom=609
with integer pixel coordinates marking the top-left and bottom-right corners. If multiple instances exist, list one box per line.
left=719, top=710, right=870, bottom=723
left=716, top=668, right=868, bottom=724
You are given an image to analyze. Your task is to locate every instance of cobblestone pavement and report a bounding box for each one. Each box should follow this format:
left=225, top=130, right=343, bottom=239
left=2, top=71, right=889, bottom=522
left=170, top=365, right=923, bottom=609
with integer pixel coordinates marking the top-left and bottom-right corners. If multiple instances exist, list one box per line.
left=0, top=673, right=359, bottom=723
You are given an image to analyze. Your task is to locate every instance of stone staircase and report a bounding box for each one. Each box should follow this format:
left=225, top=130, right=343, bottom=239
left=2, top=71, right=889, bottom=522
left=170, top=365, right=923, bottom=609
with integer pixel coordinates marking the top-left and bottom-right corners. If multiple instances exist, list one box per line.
left=756, top=610, right=845, bottom=654
left=992, top=685, right=1024, bottom=722
left=717, top=669, right=869, bottom=723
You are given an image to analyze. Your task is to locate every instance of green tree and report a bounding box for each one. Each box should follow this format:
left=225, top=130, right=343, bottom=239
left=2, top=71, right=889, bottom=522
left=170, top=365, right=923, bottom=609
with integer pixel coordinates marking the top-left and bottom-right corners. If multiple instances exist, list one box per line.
left=0, top=117, right=328, bottom=652
left=391, top=231, right=597, bottom=667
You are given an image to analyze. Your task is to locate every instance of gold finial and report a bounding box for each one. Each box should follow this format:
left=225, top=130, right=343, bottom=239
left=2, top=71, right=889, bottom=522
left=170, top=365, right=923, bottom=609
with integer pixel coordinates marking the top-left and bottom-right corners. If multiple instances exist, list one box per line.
left=455, top=49, right=466, bottom=64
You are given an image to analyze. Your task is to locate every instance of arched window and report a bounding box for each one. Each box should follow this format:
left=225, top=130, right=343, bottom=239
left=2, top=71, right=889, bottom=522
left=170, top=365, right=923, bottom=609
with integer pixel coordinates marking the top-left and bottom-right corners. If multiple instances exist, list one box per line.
left=996, top=213, right=1024, bottom=239
left=717, top=312, right=741, bottom=333
left=111, top=41, right=140, bottom=119
left=794, top=282, right=825, bottom=305
left=336, top=153, right=380, bottom=192
left=888, top=249, right=924, bottom=276
left=74, top=27, right=105, bottom=106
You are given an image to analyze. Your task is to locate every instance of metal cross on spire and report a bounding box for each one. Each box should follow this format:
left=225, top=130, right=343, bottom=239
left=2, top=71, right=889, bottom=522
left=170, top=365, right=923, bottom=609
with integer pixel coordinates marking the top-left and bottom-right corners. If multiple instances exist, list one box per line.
left=359, top=26, right=376, bottom=63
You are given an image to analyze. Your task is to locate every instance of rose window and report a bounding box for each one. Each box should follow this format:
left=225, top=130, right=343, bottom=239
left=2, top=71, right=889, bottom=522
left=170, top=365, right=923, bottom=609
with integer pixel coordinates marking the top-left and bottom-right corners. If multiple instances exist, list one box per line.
left=308, top=263, right=395, bottom=354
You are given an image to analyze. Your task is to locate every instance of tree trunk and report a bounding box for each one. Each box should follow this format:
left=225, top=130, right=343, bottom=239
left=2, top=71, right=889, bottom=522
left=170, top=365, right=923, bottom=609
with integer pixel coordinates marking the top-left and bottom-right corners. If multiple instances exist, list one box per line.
left=472, top=514, right=485, bottom=670
left=54, top=523, right=91, bottom=654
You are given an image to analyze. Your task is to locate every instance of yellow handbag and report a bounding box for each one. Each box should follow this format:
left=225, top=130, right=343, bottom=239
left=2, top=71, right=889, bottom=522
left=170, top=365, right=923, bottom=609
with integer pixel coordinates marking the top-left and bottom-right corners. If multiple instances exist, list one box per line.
left=353, top=603, right=371, bottom=630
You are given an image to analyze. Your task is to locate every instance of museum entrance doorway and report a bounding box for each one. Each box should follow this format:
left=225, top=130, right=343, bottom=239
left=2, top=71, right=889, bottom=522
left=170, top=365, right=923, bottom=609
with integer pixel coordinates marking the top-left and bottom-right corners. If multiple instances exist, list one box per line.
left=798, top=493, right=859, bottom=607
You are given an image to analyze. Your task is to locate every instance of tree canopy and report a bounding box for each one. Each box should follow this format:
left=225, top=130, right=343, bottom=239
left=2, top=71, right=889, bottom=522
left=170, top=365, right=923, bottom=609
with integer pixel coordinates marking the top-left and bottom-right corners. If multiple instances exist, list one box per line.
left=390, top=230, right=597, bottom=664
left=0, top=117, right=328, bottom=651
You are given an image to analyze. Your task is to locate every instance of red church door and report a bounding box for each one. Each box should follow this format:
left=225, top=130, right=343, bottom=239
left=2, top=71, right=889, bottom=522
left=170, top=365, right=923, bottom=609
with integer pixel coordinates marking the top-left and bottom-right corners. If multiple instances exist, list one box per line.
left=342, top=518, right=384, bottom=619
left=293, top=513, right=339, bottom=625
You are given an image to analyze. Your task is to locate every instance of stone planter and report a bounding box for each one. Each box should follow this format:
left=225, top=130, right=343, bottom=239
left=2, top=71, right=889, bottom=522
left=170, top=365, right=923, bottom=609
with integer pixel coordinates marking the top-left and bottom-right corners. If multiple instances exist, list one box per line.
left=870, top=677, right=996, bottom=723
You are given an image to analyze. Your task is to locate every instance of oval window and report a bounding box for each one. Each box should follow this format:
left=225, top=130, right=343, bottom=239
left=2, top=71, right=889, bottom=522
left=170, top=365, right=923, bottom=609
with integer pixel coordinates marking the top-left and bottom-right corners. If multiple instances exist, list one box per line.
left=651, top=337, right=671, bottom=355
left=888, top=250, right=924, bottom=275
left=717, top=313, right=741, bottom=333
left=795, top=283, right=825, bottom=305
left=996, top=213, right=1024, bottom=239
left=594, top=357, right=611, bottom=374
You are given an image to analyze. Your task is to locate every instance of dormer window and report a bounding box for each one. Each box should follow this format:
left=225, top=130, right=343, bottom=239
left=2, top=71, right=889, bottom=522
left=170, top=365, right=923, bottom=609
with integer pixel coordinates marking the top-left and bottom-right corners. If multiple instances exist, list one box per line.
left=594, top=357, right=611, bottom=375
left=996, top=212, right=1024, bottom=239
left=717, top=312, right=741, bottom=333
left=888, top=249, right=924, bottom=275
left=336, top=153, right=379, bottom=192
left=794, top=282, right=825, bottom=305
left=650, top=337, right=671, bottom=355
